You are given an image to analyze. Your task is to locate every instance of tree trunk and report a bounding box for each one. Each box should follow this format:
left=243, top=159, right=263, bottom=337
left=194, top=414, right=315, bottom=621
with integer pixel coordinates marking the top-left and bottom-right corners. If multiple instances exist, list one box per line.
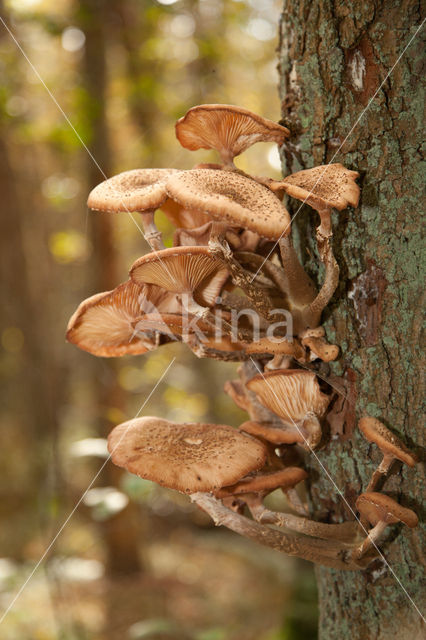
left=278, top=1, right=425, bottom=638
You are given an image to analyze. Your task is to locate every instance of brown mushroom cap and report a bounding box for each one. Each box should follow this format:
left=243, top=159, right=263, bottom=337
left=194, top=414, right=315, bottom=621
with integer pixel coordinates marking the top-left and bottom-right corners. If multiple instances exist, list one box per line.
left=239, top=420, right=305, bottom=445
left=87, top=168, right=180, bottom=213
left=356, top=492, right=418, bottom=528
left=165, top=169, right=291, bottom=240
left=66, top=281, right=179, bottom=357
left=175, top=104, right=290, bottom=163
left=273, top=163, right=360, bottom=212
left=107, top=416, right=268, bottom=493
left=246, top=369, right=331, bottom=424
left=358, top=417, right=417, bottom=467
left=215, top=467, right=308, bottom=498
left=130, top=246, right=229, bottom=307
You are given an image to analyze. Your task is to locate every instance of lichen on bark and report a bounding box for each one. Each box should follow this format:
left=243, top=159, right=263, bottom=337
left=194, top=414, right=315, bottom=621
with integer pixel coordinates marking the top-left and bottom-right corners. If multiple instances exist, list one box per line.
left=278, top=1, right=425, bottom=637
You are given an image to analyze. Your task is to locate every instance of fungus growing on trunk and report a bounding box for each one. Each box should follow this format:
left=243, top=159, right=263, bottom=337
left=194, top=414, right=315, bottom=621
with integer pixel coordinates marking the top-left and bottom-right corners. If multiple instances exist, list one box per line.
left=246, top=369, right=332, bottom=449
left=66, top=281, right=180, bottom=356
left=354, top=492, right=418, bottom=558
left=175, top=104, right=289, bottom=167
left=107, top=416, right=268, bottom=494
left=358, top=416, right=417, bottom=491
left=130, top=246, right=230, bottom=316
left=87, top=168, right=180, bottom=251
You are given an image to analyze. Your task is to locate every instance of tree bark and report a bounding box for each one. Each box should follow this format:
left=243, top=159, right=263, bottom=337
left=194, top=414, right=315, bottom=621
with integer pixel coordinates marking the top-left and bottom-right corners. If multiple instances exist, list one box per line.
left=278, top=1, right=425, bottom=638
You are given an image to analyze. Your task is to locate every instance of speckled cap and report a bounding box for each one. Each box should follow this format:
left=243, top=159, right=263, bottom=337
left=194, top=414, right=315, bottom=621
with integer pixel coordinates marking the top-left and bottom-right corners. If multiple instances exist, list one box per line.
left=356, top=492, right=418, bottom=528
left=107, top=416, right=268, bottom=493
left=165, top=169, right=291, bottom=240
left=87, top=168, right=180, bottom=213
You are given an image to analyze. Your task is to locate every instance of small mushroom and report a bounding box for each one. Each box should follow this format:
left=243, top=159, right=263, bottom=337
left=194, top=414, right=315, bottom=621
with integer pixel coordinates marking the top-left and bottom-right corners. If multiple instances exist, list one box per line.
left=358, top=416, right=418, bottom=492
left=130, top=246, right=230, bottom=316
left=246, top=369, right=332, bottom=449
left=107, top=416, right=268, bottom=494
left=66, top=280, right=180, bottom=356
left=175, top=104, right=289, bottom=167
left=216, top=466, right=309, bottom=516
left=87, top=168, right=180, bottom=251
left=270, top=163, right=360, bottom=238
left=300, top=328, right=339, bottom=362
left=354, top=492, right=418, bottom=558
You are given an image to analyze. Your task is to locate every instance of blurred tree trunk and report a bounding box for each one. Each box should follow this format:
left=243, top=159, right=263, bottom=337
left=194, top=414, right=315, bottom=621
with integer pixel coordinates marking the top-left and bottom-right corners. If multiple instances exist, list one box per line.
left=78, top=0, right=142, bottom=575
left=278, top=1, right=425, bottom=638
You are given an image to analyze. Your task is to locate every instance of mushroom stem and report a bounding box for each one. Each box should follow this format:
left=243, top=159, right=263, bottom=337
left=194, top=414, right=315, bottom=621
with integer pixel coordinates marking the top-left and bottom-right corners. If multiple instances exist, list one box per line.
left=234, top=251, right=290, bottom=298
left=365, top=452, right=396, bottom=492
left=191, top=492, right=367, bottom=570
left=353, top=520, right=388, bottom=559
left=283, top=487, right=309, bottom=516
left=278, top=236, right=318, bottom=308
left=141, top=209, right=166, bottom=252
left=209, top=237, right=275, bottom=319
left=307, top=231, right=339, bottom=318
left=247, top=499, right=360, bottom=543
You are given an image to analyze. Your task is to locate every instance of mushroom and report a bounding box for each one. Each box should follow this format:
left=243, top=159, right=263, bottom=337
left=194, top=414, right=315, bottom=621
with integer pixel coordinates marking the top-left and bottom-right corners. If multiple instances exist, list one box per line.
left=87, top=168, right=180, bottom=251
left=245, top=369, right=332, bottom=449
left=300, top=327, right=339, bottom=362
left=166, top=169, right=291, bottom=317
left=244, top=336, right=306, bottom=361
left=269, top=163, right=360, bottom=238
left=66, top=280, right=180, bottom=356
left=216, top=466, right=309, bottom=517
left=107, top=416, right=268, bottom=494
left=358, top=416, right=418, bottom=492
left=354, top=492, right=418, bottom=558
left=175, top=104, right=289, bottom=167
left=129, top=246, right=230, bottom=316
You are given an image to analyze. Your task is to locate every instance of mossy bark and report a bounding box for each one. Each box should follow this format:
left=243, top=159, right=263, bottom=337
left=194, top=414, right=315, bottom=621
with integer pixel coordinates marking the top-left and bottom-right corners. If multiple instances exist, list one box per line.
left=278, top=1, right=425, bottom=638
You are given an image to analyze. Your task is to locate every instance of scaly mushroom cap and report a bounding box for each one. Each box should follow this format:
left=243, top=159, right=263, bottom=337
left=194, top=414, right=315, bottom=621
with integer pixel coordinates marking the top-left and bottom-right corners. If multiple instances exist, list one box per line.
left=130, top=246, right=229, bottom=307
left=66, top=281, right=180, bottom=357
left=356, top=492, right=418, bottom=528
left=215, top=467, right=308, bottom=498
left=175, top=104, right=290, bottom=163
left=274, top=163, right=360, bottom=211
left=165, top=169, right=291, bottom=240
left=107, top=416, right=268, bottom=493
left=246, top=369, right=331, bottom=424
left=87, top=168, right=180, bottom=213
left=358, top=417, right=417, bottom=467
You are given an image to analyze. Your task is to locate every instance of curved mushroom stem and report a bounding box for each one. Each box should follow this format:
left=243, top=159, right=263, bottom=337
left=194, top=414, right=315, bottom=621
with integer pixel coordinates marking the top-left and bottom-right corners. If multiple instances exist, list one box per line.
left=209, top=236, right=275, bottom=319
left=307, top=232, right=339, bottom=318
left=278, top=236, right=318, bottom=308
left=265, top=354, right=292, bottom=371
left=234, top=251, right=290, bottom=298
left=283, top=487, right=309, bottom=516
left=353, top=520, right=388, bottom=559
left=141, top=209, right=166, bottom=252
left=191, top=492, right=368, bottom=570
left=245, top=496, right=361, bottom=543
left=365, top=452, right=396, bottom=493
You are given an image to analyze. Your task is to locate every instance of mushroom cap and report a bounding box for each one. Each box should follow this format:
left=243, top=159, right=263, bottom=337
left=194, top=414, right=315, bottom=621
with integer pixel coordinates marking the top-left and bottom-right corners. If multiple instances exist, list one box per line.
left=165, top=169, right=291, bottom=240
left=130, top=246, right=230, bottom=307
left=87, top=168, right=180, bottom=213
left=356, top=492, right=418, bottom=528
left=246, top=369, right=331, bottom=424
left=175, top=104, right=290, bottom=161
left=215, top=467, right=308, bottom=498
left=358, top=417, right=417, bottom=467
left=239, top=420, right=305, bottom=445
left=276, top=163, right=360, bottom=211
left=107, top=416, right=268, bottom=493
left=66, top=281, right=179, bottom=357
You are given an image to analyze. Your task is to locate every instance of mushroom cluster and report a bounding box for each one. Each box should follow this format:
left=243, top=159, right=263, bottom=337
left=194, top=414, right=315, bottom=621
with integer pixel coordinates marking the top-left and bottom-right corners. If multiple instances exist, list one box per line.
left=67, top=104, right=418, bottom=570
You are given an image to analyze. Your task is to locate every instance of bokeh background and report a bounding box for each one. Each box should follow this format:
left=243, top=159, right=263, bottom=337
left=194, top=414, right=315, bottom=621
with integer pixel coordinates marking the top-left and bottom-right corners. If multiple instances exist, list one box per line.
left=0, top=1, right=318, bottom=638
